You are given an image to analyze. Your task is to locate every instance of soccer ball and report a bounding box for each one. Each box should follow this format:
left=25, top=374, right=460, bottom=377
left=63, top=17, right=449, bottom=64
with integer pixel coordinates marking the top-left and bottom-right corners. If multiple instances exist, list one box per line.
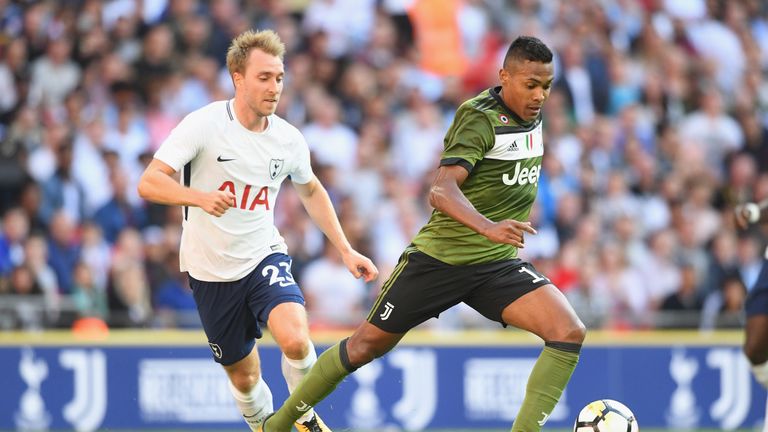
left=573, top=399, right=639, bottom=432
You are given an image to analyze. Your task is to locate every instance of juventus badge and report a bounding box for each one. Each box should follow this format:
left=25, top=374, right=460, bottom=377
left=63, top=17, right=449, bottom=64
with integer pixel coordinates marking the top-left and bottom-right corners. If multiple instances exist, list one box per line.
left=379, top=302, right=395, bottom=321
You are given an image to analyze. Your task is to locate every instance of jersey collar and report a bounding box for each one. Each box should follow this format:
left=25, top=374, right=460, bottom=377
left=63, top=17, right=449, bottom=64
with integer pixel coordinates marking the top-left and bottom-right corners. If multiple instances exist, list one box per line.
left=227, top=99, right=273, bottom=134
left=489, top=86, right=541, bottom=128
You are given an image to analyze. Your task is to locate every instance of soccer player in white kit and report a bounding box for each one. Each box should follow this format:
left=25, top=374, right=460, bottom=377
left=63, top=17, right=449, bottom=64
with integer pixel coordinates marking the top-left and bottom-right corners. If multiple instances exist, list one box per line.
left=137, top=29, right=378, bottom=432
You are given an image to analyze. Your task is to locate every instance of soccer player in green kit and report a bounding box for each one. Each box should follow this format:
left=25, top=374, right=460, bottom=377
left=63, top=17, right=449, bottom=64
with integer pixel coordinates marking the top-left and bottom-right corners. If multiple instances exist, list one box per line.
left=259, top=35, right=586, bottom=432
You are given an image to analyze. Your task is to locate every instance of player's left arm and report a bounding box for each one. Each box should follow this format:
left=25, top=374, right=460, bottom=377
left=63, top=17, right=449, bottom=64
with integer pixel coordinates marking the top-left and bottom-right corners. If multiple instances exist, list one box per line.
left=293, top=176, right=378, bottom=282
left=735, top=197, right=768, bottom=229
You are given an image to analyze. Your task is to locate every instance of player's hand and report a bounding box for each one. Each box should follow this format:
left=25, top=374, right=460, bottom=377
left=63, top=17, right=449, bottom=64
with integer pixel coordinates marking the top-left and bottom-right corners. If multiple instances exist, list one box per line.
left=341, top=250, right=379, bottom=282
left=482, top=219, right=537, bottom=247
left=735, top=202, right=760, bottom=230
left=199, top=190, right=236, bottom=217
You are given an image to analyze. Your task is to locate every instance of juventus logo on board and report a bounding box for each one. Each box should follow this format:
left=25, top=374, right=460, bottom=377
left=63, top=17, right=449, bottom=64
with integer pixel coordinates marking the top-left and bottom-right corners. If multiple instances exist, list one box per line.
left=707, top=348, right=752, bottom=429
left=379, top=302, right=395, bottom=321
left=269, top=159, right=284, bottom=180
left=60, top=349, right=107, bottom=431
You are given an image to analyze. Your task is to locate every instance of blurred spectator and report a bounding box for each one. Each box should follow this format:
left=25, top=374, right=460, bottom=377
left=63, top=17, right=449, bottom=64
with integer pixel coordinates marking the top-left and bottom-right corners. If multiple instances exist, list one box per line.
left=103, top=83, right=149, bottom=192
left=589, top=241, right=646, bottom=328
left=46, top=210, right=81, bottom=294
left=302, top=94, right=359, bottom=173
left=153, top=251, right=199, bottom=328
left=369, top=172, right=425, bottom=273
left=685, top=0, right=746, bottom=93
left=133, top=24, right=176, bottom=101
left=406, top=0, right=468, bottom=77
left=28, top=36, right=81, bottom=111
left=38, top=131, right=86, bottom=225
left=705, top=231, right=741, bottom=298
left=302, top=0, right=375, bottom=58
left=737, top=234, right=765, bottom=291
left=678, top=89, right=744, bottom=179
left=108, top=261, right=151, bottom=328
left=594, top=171, right=641, bottom=228
left=640, top=229, right=682, bottom=310
left=555, top=41, right=607, bottom=126
left=0, top=207, right=29, bottom=278
left=22, top=234, right=60, bottom=323
left=300, top=240, right=368, bottom=329
left=390, top=93, right=445, bottom=184
left=718, top=152, right=759, bottom=208
left=92, top=167, right=147, bottom=243
left=79, top=222, right=111, bottom=291
left=2, top=265, right=46, bottom=330
left=701, top=274, right=748, bottom=330
left=659, top=262, right=703, bottom=328
left=0, top=42, right=20, bottom=120
left=71, top=118, right=113, bottom=216
left=682, top=179, right=720, bottom=245
left=71, top=261, right=108, bottom=320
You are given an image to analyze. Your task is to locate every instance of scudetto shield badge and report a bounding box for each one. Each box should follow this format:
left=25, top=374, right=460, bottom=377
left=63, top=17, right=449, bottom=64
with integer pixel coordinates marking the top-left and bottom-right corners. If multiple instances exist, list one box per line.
left=269, top=158, right=284, bottom=180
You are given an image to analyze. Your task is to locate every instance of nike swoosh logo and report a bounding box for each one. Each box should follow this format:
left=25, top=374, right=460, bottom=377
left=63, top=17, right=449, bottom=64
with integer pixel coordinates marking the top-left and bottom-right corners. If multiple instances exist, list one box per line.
left=217, top=156, right=236, bottom=162
left=296, top=401, right=310, bottom=411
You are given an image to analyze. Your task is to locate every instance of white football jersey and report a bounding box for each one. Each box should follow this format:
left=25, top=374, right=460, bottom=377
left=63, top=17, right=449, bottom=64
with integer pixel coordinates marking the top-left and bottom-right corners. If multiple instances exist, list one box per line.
left=154, top=100, right=314, bottom=282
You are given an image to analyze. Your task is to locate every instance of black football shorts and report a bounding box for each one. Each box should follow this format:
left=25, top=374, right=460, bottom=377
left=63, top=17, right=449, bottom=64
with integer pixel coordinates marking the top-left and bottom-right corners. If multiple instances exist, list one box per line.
left=367, top=246, right=551, bottom=333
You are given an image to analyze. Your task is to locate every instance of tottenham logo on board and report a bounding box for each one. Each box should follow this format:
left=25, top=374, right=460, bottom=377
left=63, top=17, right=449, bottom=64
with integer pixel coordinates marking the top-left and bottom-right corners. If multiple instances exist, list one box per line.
left=269, top=159, right=284, bottom=180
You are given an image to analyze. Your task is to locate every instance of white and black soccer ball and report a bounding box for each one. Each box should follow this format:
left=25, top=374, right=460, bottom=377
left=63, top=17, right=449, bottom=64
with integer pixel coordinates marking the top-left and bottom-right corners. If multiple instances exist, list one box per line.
left=573, top=399, right=639, bottom=432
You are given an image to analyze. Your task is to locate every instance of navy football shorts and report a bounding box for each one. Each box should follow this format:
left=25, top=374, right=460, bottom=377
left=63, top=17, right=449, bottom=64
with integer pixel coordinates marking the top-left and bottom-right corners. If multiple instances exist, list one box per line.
left=746, top=258, right=768, bottom=318
left=189, top=253, right=305, bottom=365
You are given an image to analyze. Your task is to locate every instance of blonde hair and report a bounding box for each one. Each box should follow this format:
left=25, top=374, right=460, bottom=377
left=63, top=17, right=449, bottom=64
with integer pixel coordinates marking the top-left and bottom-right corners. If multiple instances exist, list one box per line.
left=226, top=29, right=285, bottom=76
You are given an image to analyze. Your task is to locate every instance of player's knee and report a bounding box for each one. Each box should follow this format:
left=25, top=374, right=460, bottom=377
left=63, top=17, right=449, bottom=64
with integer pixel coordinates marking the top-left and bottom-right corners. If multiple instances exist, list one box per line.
left=743, top=341, right=768, bottom=366
left=346, top=337, right=390, bottom=367
left=558, top=321, right=587, bottom=345
left=229, top=369, right=261, bottom=393
left=280, top=337, right=310, bottom=360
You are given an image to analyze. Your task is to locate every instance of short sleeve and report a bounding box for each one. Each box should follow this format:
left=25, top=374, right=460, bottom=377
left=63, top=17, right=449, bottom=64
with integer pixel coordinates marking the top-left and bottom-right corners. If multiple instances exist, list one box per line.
left=153, top=113, right=204, bottom=171
left=289, top=131, right=314, bottom=184
left=440, top=107, right=494, bottom=172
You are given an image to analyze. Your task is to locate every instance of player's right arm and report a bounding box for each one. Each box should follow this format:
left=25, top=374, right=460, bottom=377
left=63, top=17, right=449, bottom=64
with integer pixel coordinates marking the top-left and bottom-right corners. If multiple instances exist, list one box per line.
left=137, top=159, right=235, bottom=217
left=429, top=165, right=536, bottom=248
left=735, top=198, right=768, bottom=229
left=433, top=104, right=536, bottom=248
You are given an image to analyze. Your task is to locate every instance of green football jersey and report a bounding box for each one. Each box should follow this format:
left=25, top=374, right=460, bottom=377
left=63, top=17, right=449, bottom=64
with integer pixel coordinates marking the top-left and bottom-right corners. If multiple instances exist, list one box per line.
left=412, top=87, right=544, bottom=265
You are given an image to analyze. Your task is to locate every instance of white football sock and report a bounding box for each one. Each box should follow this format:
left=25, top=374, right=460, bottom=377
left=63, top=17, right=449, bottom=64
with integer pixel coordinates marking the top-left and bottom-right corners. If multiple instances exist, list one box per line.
left=228, top=377, right=273, bottom=431
left=763, top=394, right=768, bottom=432
left=282, top=341, right=318, bottom=423
left=752, top=360, right=768, bottom=388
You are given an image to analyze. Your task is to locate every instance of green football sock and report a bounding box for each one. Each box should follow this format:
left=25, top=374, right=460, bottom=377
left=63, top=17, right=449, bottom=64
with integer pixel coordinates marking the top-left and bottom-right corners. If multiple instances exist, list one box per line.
left=266, top=340, right=355, bottom=432
left=510, top=342, right=581, bottom=432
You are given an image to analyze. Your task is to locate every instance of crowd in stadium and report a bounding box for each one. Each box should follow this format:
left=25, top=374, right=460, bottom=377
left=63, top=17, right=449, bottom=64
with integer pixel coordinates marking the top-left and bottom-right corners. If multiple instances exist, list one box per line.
left=0, top=0, right=766, bottom=332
